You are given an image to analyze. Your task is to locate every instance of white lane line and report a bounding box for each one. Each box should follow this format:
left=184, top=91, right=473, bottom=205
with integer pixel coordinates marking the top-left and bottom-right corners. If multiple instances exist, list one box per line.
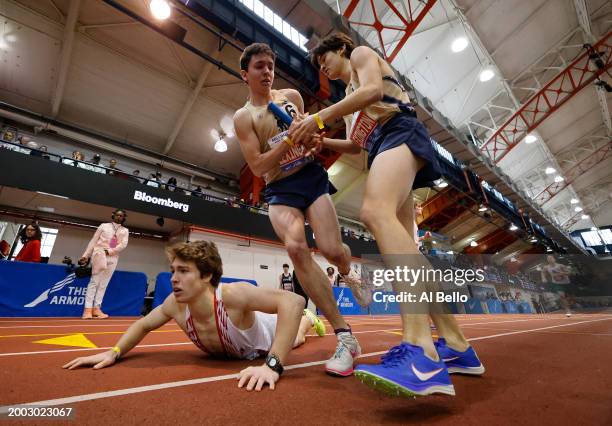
left=0, top=343, right=194, bottom=357
left=0, top=316, right=597, bottom=358
left=1, top=316, right=610, bottom=411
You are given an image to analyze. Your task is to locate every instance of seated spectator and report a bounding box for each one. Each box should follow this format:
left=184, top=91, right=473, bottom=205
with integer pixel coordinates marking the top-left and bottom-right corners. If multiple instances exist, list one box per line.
left=29, top=144, right=50, bottom=159
left=107, top=159, right=122, bottom=176
left=191, top=186, right=203, bottom=197
left=146, top=172, right=160, bottom=188
left=91, top=154, right=101, bottom=165
left=0, top=239, right=10, bottom=260
left=167, top=177, right=181, bottom=192
left=131, top=169, right=143, bottom=183
left=15, top=222, right=42, bottom=263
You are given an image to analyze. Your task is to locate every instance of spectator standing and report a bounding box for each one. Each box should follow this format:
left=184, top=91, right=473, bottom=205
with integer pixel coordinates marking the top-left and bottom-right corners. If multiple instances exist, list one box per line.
left=326, top=266, right=337, bottom=286
left=279, top=263, right=293, bottom=291
left=79, top=209, right=129, bottom=319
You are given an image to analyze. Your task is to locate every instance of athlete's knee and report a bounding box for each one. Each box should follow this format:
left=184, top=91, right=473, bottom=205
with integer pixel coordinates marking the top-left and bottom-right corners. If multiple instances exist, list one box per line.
left=361, top=201, right=395, bottom=231
left=360, top=203, right=382, bottom=230
left=285, top=240, right=310, bottom=263
left=319, top=245, right=346, bottom=267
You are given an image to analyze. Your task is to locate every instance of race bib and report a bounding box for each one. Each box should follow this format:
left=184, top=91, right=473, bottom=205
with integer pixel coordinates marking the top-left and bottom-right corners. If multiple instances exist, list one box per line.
left=109, top=236, right=118, bottom=249
left=349, top=111, right=379, bottom=150
left=268, top=130, right=312, bottom=172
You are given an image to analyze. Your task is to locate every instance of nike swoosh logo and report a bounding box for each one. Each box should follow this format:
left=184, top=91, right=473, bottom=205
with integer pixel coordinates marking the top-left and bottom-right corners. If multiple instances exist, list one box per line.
left=443, top=356, right=459, bottom=362
left=411, top=363, right=443, bottom=381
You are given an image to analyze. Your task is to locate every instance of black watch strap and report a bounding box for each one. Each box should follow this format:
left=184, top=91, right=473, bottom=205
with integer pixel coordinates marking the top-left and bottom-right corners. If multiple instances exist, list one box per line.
left=265, top=354, right=284, bottom=376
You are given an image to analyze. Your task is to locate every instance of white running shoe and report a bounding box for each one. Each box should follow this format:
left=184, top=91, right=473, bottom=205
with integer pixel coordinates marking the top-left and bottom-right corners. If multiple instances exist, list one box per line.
left=325, top=333, right=361, bottom=377
left=340, top=270, right=372, bottom=307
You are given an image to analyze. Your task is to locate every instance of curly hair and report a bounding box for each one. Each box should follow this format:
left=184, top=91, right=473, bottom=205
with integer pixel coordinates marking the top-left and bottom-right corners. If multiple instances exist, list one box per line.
left=166, top=240, right=223, bottom=287
left=309, top=32, right=355, bottom=69
left=19, top=222, right=42, bottom=244
left=240, top=43, right=276, bottom=71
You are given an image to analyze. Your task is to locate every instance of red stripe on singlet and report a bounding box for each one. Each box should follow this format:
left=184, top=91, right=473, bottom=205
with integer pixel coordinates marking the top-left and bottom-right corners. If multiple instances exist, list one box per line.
left=213, top=290, right=229, bottom=356
left=185, top=311, right=210, bottom=354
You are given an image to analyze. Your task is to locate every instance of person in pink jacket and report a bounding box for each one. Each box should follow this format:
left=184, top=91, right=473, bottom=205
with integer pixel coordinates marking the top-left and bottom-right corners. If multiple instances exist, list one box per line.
left=79, top=209, right=129, bottom=319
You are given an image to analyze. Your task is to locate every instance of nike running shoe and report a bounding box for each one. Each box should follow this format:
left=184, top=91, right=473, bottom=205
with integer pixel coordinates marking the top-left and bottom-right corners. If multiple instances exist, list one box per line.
left=354, top=343, right=455, bottom=397
left=435, top=338, right=485, bottom=375
left=325, top=333, right=361, bottom=376
left=304, top=308, right=326, bottom=337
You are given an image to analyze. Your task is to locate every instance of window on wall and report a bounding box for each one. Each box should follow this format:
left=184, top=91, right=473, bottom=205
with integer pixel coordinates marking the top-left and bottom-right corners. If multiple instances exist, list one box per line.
left=239, top=0, right=308, bottom=51
left=11, top=227, right=59, bottom=260
left=600, top=229, right=612, bottom=245
left=580, top=231, right=603, bottom=246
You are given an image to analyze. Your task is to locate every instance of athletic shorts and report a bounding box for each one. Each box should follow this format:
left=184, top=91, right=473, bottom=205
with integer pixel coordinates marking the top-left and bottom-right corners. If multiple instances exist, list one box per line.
left=367, top=110, right=441, bottom=189
left=263, top=162, right=337, bottom=211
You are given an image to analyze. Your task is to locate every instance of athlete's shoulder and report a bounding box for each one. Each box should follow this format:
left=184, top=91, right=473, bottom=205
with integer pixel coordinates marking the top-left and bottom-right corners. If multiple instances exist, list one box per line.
left=278, top=88, right=302, bottom=106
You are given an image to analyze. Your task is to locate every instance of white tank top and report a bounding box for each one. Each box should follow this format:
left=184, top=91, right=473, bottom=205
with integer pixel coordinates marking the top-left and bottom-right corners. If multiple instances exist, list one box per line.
left=184, top=283, right=277, bottom=360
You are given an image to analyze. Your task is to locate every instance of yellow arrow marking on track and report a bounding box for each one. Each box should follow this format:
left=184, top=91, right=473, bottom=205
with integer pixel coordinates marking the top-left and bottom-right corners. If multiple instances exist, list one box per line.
left=34, top=333, right=97, bottom=348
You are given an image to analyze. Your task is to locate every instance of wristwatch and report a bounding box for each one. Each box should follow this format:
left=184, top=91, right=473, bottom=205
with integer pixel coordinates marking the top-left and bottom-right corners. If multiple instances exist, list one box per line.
left=265, top=354, right=284, bottom=376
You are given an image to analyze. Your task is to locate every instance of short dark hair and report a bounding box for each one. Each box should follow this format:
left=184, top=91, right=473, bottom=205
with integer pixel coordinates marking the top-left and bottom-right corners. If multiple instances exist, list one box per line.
left=240, top=43, right=276, bottom=71
left=166, top=241, right=223, bottom=287
left=282, top=263, right=289, bottom=268
left=19, top=221, right=42, bottom=244
left=112, top=209, right=127, bottom=224
left=310, top=32, right=355, bottom=69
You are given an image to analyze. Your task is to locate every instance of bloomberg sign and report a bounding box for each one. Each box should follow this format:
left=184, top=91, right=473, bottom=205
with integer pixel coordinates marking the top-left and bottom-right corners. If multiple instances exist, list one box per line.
left=133, top=190, right=190, bottom=212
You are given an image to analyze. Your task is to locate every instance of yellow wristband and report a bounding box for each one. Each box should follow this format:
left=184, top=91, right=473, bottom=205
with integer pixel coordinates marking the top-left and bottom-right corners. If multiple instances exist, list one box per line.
left=282, top=135, right=294, bottom=147
left=111, top=346, right=121, bottom=359
left=313, top=113, right=325, bottom=130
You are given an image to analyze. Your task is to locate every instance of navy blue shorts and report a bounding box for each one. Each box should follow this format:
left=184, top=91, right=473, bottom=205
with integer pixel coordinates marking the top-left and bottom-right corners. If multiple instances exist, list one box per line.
left=367, top=111, right=441, bottom=189
left=263, top=162, right=337, bottom=211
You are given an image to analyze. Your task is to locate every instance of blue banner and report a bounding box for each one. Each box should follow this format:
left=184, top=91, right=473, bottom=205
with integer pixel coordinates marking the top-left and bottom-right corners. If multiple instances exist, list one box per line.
left=332, top=287, right=369, bottom=315
left=517, top=301, right=532, bottom=314
left=369, top=291, right=400, bottom=315
left=464, top=298, right=485, bottom=314
left=503, top=301, right=518, bottom=313
left=153, top=272, right=258, bottom=308
left=486, top=299, right=504, bottom=314
left=0, top=261, right=147, bottom=317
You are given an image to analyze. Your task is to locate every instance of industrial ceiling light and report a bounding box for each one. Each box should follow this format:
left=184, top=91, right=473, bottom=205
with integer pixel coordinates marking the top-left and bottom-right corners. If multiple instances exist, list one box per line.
left=435, top=179, right=448, bottom=188
left=451, top=37, right=468, bottom=53
left=150, top=0, right=171, bottom=20
left=509, top=224, right=518, bottom=231
left=214, top=139, right=228, bottom=153
left=581, top=214, right=589, bottom=220
left=570, top=198, right=579, bottom=204
left=545, top=167, right=556, bottom=174
left=478, top=204, right=488, bottom=212
left=554, top=175, right=564, bottom=183
left=574, top=206, right=583, bottom=212
left=524, top=134, right=537, bottom=144
left=470, top=240, right=478, bottom=247
left=591, top=226, right=598, bottom=231
left=479, top=68, right=495, bottom=82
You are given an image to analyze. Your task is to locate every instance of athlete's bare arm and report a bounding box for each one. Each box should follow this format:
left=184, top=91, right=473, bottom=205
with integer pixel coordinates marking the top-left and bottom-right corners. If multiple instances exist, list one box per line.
left=62, top=296, right=177, bottom=370
left=223, top=283, right=305, bottom=391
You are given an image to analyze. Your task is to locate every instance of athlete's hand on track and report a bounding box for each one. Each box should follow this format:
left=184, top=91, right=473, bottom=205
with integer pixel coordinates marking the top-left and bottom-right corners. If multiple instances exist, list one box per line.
left=62, top=351, right=117, bottom=370
left=237, top=364, right=280, bottom=391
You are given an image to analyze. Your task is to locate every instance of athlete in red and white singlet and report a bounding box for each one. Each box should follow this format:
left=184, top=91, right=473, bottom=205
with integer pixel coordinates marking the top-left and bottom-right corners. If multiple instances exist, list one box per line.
left=184, top=283, right=277, bottom=360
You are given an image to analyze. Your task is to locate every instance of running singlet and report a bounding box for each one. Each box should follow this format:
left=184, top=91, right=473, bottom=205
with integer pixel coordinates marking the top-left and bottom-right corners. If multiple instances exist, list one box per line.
left=280, top=273, right=293, bottom=291
left=243, top=90, right=312, bottom=184
left=345, top=74, right=412, bottom=150
left=184, top=283, right=277, bottom=360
